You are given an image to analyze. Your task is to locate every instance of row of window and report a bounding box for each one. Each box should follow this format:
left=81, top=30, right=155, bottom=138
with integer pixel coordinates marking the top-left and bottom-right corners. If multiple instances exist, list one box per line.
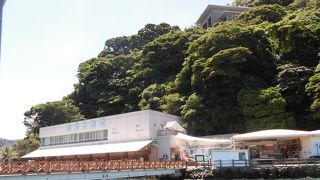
left=41, top=130, right=108, bottom=146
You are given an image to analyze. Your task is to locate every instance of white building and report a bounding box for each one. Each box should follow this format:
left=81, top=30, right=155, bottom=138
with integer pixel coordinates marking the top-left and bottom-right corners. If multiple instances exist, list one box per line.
left=196, top=5, right=249, bottom=28
left=23, top=110, right=182, bottom=161
left=232, top=129, right=320, bottom=159
left=23, top=110, right=233, bottom=162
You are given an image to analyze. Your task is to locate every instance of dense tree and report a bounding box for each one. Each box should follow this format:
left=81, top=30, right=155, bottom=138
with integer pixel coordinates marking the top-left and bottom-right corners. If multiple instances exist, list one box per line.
left=181, top=93, right=207, bottom=135
left=238, top=87, right=295, bottom=131
left=188, top=47, right=275, bottom=134
left=139, top=84, right=166, bottom=111
left=232, top=0, right=293, bottom=6
left=306, top=64, right=320, bottom=123
left=233, top=0, right=255, bottom=6
left=276, top=64, right=314, bottom=127
left=176, top=22, right=276, bottom=95
left=192, top=47, right=271, bottom=94
left=236, top=5, right=286, bottom=24
left=175, top=23, right=277, bottom=134
left=70, top=53, right=140, bottom=118
left=267, top=8, right=320, bottom=66
left=253, top=0, right=293, bottom=6
left=13, top=133, right=40, bottom=159
left=161, top=93, right=185, bottom=116
left=24, top=99, right=85, bottom=135
left=140, top=30, right=199, bottom=84
left=71, top=26, right=205, bottom=118
left=98, top=23, right=180, bottom=57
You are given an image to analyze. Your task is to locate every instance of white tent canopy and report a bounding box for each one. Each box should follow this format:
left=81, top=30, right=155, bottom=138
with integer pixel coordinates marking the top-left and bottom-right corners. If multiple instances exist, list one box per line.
left=22, top=140, right=152, bottom=158
left=164, top=121, right=186, bottom=133
left=310, top=130, right=320, bottom=135
left=173, top=132, right=232, bottom=148
left=232, top=129, right=310, bottom=141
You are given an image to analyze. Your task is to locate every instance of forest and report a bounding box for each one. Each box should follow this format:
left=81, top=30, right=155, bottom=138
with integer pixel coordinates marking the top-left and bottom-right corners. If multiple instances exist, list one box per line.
left=9, top=0, right=320, bottom=159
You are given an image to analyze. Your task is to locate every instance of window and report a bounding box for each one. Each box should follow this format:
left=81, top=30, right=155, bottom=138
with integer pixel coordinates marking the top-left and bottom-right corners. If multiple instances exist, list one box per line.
left=43, top=130, right=108, bottom=147
left=195, top=155, right=205, bottom=162
left=103, top=130, right=108, bottom=139
left=207, top=17, right=212, bottom=27
left=202, top=22, right=208, bottom=29
left=112, top=127, right=119, bottom=134
left=190, top=149, right=194, bottom=155
left=239, top=152, right=246, bottom=160
left=136, top=124, right=143, bottom=131
left=40, top=138, right=45, bottom=146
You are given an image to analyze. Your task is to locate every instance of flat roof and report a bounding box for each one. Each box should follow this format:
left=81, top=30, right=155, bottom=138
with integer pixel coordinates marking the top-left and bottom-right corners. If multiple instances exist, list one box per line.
left=196, top=5, right=249, bottom=25
left=22, top=140, right=152, bottom=158
left=174, top=133, right=232, bottom=148
left=40, top=109, right=180, bottom=133
left=232, top=129, right=310, bottom=141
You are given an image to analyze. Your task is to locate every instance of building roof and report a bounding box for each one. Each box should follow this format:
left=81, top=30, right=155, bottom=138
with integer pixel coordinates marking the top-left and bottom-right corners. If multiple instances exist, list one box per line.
left=196, top=5, right=249, bottom=25
left=310, top=130, right=320, bottom=135
left=22, top=140, right=152, bottom=158
left=174, top=132, right=232, bottom=148
left=232, top=129, right=310, bottom=141
left=164, top=121, right=186, bottom=133
left=201, top=133, right=238, bottom=140
left=39, top=109, right=181, bottom=138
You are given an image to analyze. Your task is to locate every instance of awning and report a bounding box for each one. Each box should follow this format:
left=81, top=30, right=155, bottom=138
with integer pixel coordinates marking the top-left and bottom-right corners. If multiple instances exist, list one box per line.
left=173, top=133, right=232, bottom=148
left=232, top=129, right=310, bottom=141
left=22, top=140, right=152, bottom=158
left=164, top=121, right=186, bottom=133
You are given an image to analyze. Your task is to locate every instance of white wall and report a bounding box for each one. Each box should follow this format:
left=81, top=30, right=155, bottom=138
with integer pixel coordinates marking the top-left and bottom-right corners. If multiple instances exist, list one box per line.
left=211, top=150, right=249, bottom=161
left=148, top=110, right=181, bottom=140
left=39, top=117, right=107, bottom=138
left=39, top=110, right=181, bottom=146
left=211, top=150, right=249, bottom=167
left=200, top=7, right=248, bottom=27
left=157, top=136, right=171, bottom=161
left=301, top=136, right=312, bottom=158
left=107, top=111, right=151, bottom=143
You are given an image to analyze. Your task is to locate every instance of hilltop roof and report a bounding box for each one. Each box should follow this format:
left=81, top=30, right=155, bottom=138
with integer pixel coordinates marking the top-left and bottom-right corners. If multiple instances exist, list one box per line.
left=196, top=5, right=249, bottom=25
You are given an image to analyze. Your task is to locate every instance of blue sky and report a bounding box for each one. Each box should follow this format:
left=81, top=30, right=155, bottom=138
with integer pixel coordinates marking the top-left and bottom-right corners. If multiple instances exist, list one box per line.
left=0, top=0, right=231, bottom=140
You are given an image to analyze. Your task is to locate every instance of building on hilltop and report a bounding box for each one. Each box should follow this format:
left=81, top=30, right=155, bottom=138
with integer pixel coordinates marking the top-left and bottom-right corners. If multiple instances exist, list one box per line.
left=196, top=5, right=249, bottom=28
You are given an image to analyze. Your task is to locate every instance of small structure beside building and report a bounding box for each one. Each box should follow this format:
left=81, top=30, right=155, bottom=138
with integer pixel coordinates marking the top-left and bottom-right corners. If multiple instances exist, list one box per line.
left=196, top=5, right=249, bottom=28
left=232, top=129, right=320, bottom=160
left=211, top=149, right=249, bottom=167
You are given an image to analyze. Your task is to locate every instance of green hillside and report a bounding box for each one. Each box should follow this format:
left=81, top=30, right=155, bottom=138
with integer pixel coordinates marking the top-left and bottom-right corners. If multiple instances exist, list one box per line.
left=23, top=0, right=320, bottom=137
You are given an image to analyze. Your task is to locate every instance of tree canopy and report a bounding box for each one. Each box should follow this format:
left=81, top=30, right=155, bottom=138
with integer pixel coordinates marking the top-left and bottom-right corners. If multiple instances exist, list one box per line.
left=24, top=99, right=85, bottom=135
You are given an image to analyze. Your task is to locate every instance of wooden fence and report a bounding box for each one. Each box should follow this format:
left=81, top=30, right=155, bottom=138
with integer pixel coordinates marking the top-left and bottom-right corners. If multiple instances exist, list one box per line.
left=0, top=160, right=185, bottom=175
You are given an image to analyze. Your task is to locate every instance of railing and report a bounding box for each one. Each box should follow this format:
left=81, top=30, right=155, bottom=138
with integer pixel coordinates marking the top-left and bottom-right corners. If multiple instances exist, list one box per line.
left=186, top=158, right=320, bottom=169
left=273, top=158, right=320, bottom=167
left=157, top=130, right=172, bottom=136
left=0, top=160, right=185, bottom=175
left=212, top=160, right=249, bottom=168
